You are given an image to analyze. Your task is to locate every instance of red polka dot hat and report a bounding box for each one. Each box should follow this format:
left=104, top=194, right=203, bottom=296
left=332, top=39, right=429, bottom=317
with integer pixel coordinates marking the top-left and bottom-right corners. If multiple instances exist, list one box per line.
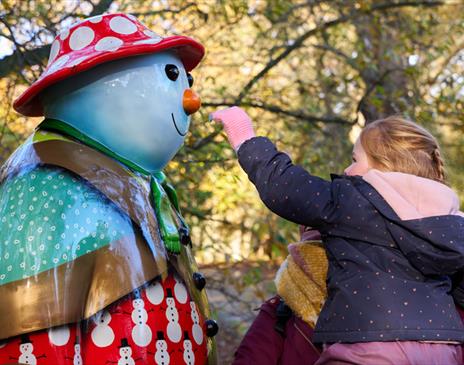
left=13, top=13, right=205, bottom=117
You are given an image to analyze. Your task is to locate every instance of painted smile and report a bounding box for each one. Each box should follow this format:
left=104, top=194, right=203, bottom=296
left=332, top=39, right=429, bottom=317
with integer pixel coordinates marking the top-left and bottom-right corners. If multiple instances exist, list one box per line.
left=171, top=113, right=187, bottom=136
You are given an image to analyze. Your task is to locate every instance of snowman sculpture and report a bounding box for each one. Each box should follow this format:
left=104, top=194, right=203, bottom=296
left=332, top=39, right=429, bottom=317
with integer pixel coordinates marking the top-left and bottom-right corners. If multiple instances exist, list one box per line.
left=0, top=13, right=217, bottom=364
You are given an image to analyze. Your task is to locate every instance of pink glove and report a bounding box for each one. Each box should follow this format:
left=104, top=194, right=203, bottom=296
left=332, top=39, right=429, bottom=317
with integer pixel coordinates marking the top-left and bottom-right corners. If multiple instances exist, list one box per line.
left=209, top=106, right=256, bottom=150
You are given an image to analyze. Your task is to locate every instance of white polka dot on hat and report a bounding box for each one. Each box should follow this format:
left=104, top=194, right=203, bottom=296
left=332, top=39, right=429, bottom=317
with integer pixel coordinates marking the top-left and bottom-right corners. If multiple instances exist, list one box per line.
left=46, top=14, right=163, bottom=72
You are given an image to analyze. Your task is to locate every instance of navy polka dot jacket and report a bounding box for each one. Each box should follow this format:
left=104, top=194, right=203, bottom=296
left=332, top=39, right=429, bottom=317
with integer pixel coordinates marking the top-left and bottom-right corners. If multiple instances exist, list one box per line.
left=238, top=137, right=464, bottom=344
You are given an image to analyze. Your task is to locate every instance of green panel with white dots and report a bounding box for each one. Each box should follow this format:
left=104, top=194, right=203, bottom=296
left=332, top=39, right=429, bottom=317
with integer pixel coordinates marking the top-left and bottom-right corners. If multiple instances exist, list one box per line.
left=0, top=165, right=135, bottom=284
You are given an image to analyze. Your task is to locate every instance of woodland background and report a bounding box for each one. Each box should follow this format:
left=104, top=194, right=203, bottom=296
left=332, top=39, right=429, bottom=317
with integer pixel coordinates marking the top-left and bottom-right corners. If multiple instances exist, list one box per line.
left=1, top=0, right=463, bottom=362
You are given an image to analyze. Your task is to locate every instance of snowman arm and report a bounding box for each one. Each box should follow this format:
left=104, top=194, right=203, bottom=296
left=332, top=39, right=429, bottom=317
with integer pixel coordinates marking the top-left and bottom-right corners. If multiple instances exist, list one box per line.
left=9, top=355, right=18, bottom=360
left=37, top=354, right=47, bottom=359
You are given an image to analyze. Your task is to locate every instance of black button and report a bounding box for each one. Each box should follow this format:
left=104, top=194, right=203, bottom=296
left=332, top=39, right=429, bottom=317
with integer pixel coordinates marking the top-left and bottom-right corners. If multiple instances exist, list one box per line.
left=178, top=226, right=192, bottom=247
left=193, top=272, right=206, bottom=291
left=205, top=319, right=219, bottom=337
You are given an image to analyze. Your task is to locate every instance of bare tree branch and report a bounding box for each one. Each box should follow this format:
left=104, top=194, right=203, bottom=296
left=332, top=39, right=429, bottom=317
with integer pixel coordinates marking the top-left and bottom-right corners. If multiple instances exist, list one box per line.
left=190, top=129, right=223, bottom=151
left=0, top=0, right=115, bottom=80
left=182, top=206, right=233, bottom=225
left=310, top=43, right=359, bottom=70
left=426, top=38, right=464, bottom=87
left=355, top=67, right=406, bottom=117
left=89, top=0, right=114, bottom=16
left=203, top=101, right=353, bottom=125
left=191, top=99, right=353, bottom=152
left=130, top=3, right=197, bottom=17
left=236, top=0, right=444, bottom=103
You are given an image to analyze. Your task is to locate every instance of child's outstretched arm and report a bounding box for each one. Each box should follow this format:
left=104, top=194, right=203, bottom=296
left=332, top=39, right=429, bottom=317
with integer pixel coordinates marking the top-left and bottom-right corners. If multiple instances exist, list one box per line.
left=211, top=107, right=338, bottom=230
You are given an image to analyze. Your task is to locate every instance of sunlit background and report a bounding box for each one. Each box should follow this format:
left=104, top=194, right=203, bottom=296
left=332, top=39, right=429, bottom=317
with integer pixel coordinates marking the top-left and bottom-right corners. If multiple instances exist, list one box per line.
left=1, top=1, right=463, bottom=362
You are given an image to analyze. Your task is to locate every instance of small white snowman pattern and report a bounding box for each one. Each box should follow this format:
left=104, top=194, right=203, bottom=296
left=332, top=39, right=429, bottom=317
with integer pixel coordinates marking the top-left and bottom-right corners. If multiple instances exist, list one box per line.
left=91, top=310, right=115, bottom=347
left=165, top=288, right=182, bottom=343
left=48, top=324, right=70, bottom=346
left=73, top=338, right=83, bottom=365
left=64, top=336, right=83, bottom=365
left=173, top=275, right=188, bottom=304
left=131, top=296, right=152, bottom=347
left=182, top=331, right=195, bottom=365
left=153, top=331, right=170, bottom=365
left=146, top=279, right=164, bottom=305
left=13, top=335, right=45, bottom=365
left=117, top=338, right=136, bottom=365
left=189, top=301, right=203, bottom=345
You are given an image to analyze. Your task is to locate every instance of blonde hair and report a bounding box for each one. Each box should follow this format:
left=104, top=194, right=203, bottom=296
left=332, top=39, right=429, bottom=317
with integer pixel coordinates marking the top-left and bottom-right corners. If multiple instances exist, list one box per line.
left=359, top=116, right=446, bottom=184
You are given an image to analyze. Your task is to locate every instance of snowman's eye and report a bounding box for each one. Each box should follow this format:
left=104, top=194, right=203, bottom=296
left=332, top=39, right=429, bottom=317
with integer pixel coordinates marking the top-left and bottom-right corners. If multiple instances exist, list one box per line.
left=165, top=64, right=179, bottom=81
left=187, top=73, right=194, bottom=87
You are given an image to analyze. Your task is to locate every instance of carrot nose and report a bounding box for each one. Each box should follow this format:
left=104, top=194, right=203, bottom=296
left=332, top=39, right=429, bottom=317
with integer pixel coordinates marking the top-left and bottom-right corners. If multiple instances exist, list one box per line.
left=183, top=89, right=201, bottom=115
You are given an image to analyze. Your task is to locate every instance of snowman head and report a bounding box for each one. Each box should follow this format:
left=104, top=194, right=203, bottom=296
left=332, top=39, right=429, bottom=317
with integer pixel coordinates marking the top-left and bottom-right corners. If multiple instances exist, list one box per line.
left=19, top=335, right=34, bottom=353
left=19, top=342, right=33, bottom=354
left=119, top=338, right=132, bottom=356
left=156, top=331, right=168, bottom=350
left=133, top=298, right=144, bottom=309
left=165, top=288, right=176, bottom=307
left=95, top=310, right=111, bottom=325
left=183, top=331, right=192, bottom=350
left=120, top=346, right=132, bottom=357
left=42, top=52, right=200, bottom=172
left=14, top=13, right=204, bottom=174
left=184, top=340, right=192, bottom=351
left=74, top=336, right=81, bottom=353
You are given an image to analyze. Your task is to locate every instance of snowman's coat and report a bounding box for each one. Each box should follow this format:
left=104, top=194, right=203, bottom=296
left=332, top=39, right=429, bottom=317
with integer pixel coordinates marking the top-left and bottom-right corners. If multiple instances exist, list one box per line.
left=0, top=165, right=132, bottom=284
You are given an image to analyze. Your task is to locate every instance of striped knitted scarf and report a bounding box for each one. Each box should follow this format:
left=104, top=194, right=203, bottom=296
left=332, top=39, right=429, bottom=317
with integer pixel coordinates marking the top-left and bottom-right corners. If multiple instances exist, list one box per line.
left=274, top=241, right=328, bottom=327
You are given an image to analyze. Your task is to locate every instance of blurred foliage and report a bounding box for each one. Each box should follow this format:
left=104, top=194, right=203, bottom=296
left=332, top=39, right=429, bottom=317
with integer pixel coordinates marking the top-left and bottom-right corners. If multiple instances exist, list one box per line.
left=2, top=1, right=464, bottom=361
left=0, top=0, right=463, bottom=268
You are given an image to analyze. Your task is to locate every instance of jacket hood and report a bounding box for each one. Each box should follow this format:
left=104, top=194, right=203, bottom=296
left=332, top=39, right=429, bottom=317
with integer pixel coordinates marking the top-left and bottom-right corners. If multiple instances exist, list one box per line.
left=363, top=169, right=463, bottom=220
left=359, top=169, right=464, bottom=276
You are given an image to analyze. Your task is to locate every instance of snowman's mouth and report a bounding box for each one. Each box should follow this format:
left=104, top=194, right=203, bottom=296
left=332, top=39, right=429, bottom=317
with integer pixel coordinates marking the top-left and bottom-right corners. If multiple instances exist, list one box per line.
left=171, top=113, right=187, bottom=136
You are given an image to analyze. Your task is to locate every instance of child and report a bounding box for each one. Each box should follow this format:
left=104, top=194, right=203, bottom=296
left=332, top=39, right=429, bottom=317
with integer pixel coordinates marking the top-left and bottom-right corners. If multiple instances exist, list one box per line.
left=211, top=107, right=464, bottom=364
